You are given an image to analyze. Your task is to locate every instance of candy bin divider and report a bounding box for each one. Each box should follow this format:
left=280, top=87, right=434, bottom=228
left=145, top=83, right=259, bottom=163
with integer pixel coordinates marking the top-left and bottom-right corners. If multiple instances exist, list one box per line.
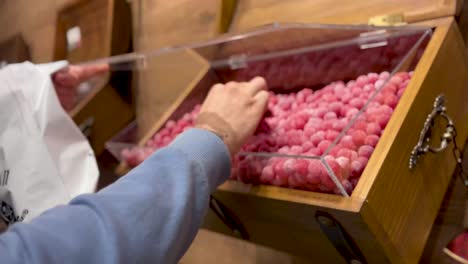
left=321, top=157, right=349, bottom=196
left=314, top=29, right=431, bottom=196
left=67, top=72, right=110, bottom=117
left=238, top=152, right=322, bottom=159
left=105, top=120, right=138, bottom=161
left=323, top=28, right=432, bottom=158
left=238, top=152, right=349, bottom=195
left=137, top=49, right=217, bottom=142
left=349, top=30, right=433, bottom=198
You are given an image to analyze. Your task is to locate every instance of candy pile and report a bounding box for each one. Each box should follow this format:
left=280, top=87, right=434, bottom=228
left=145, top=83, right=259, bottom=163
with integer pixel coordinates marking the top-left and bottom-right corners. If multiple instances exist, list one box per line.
left=219, top=34, right=423, bottom=91
left=122, top=71, right=412, bottom=194
left=122, top=105, right=202, bottom=167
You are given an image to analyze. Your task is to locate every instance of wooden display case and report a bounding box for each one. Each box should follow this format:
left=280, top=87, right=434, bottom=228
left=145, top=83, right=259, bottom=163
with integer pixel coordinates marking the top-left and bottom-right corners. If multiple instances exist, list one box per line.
left=129, top=0, right=237, bottom=141
left=53, top=0, right=134, bottom=155
left=0, top=34, right=30, bottom=64
left=106, top=1, right=467, bottom=263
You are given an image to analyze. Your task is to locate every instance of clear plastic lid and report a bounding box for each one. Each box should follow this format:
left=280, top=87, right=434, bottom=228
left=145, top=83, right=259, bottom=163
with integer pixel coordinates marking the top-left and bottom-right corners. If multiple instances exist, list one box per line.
left=101, top=23, right=432, bottom=196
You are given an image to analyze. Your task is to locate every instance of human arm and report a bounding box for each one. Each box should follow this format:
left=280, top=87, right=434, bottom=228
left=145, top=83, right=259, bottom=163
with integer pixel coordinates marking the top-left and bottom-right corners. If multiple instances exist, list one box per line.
left=0, top=76, right=268, bottom=264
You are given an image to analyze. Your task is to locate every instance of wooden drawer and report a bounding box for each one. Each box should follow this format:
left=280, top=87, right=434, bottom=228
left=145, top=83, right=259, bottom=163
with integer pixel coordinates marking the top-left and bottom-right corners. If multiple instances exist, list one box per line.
left=0, top=34, right=30, bottom=64
left=206, top=18, right=468, bottom=263
left=108, top=17, right=467, bottom=263
left=53, top=0, right=134, bottom=155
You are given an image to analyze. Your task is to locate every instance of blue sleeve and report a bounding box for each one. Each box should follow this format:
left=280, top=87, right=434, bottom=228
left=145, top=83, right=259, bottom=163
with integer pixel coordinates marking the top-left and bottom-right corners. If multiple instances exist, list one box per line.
left=0, top=128, right=231, bottom=264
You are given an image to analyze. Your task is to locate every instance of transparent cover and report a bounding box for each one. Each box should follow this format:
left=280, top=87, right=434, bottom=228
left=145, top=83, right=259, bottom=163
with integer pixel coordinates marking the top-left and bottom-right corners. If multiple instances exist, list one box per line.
left=101, top=23, right=432, bottom=196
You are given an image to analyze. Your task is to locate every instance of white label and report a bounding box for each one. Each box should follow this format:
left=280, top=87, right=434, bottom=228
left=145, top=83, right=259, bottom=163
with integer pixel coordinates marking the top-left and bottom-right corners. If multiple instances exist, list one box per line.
left=66, top=26, right=82, bottom=51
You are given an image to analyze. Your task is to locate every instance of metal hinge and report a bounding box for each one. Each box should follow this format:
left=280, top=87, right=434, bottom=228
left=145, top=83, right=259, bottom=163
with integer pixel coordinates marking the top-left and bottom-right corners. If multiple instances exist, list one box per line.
left=358, top=30, right=389, bottom=50
left=228, top=54, right=248, bottom=70
left=368, top=13, right=407, bottom=26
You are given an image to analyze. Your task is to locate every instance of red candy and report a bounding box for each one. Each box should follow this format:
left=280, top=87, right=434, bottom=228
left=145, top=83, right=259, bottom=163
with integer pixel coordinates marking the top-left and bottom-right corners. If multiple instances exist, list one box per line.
left=336, top=157, right=351, bottom=180
left=310, top=131, right=326, bottom=146
left=351, top=130, right=367, bottom=147
left=325, top=130, right=340, bottom=141
left=329, top=102, right=344, bottom=115
left=295, top=159, right=309, bottom=176
left=358, top=145, right=374, bottom=159
left=318, top=140, right=332, bottom=154
left=384, top=94, right=398, bottom=108
left=351, top=159, right=366, bottom=178
left=340, top=135, right=357, bottom=150
left=365, top=135, right=380, bottom=147
left=324, top=111, right=338, bottom=120
left=366, top=123, right=382, bottom=135
left=349, top=98, right=365, bottom=109
left=333, top=119, right=348, bottom=131
left=336, top=148, right=358, bottom=161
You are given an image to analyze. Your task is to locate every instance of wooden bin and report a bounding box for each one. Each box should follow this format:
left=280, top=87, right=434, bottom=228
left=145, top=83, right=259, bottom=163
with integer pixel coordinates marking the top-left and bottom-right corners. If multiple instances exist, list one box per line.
left=116, top=1, right=468, bottom=263
left=129, top=0, right=237, bottom=139
left=0, top=34, right=30, bottom=64
left=213, top=2, right=468, bottom=264
left=53, top=0, right=134, bottom=155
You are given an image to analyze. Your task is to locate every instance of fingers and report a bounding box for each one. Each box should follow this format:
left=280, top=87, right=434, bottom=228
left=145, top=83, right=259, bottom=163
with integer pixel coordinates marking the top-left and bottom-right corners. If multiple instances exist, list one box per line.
left=210, top=83, right=224, bottom=94
left=224, top=77, right=267, bottom=96
left=72, top=63, right=109, bottom=83
left=224, top=81, right=237, bottom=89
left=53, top=63, right=109, bottom=87
left=53, top=69, right=79, bottom=88
left=253, top=90, right=269, bottom=113
left=197, top=76, right=269, bottom=155
left=246, top=77, right=267, bottom=96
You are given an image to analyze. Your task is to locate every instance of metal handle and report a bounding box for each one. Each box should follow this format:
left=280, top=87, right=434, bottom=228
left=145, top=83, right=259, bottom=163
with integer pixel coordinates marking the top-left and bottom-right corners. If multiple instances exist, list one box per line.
left=315, top=211, right=367, bottom=264
left=209, top=196, right=249, bottom=240
left=409, top=94, right=456, bottom=169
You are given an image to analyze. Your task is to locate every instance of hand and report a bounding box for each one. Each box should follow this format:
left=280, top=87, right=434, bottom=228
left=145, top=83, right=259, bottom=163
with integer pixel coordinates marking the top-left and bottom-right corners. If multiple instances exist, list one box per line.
left=196, top=77, right=269, bottom=156
left=52, top=64, right=109, bottom=111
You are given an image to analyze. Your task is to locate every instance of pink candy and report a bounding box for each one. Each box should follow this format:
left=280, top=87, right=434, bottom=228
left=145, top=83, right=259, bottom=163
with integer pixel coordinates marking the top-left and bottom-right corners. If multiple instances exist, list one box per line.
left=318, top=140, right=332, bottom=154
left=308, top=160, right=324, bottom=185
left=324, top=111, right=338, bottom=120
left=358, top=145, right=374, bottom=159
left=336, top=148, right=358, bottom=160
left=340, top=135, right=357, bottom=150
left=349, top=98, right=365, bottom=109
left=121, top=71, right=412, bottom=195
left=366, top=122, right=382, bottom=135
left=365, top=135, right=380, bottom=147
left=351, top=130, right=367, bottom=147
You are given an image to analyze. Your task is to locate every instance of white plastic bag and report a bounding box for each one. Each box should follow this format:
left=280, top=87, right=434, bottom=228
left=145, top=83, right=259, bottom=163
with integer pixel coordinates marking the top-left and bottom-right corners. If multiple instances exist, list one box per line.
left=0, top=61, right=98, bottom=224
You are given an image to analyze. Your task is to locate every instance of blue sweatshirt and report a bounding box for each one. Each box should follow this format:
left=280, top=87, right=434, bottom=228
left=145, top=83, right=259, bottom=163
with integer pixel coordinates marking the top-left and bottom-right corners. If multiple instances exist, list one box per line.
left=0, top=128, right=231, bottom=264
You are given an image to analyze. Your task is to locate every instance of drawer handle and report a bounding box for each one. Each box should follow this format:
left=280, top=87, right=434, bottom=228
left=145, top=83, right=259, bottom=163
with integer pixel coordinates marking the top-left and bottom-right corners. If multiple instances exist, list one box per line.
left=316, top=211, right=367, bottom=264
left=209, top=196, right=249, bottom=240
left=409, top=94, right=456, bottom=169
